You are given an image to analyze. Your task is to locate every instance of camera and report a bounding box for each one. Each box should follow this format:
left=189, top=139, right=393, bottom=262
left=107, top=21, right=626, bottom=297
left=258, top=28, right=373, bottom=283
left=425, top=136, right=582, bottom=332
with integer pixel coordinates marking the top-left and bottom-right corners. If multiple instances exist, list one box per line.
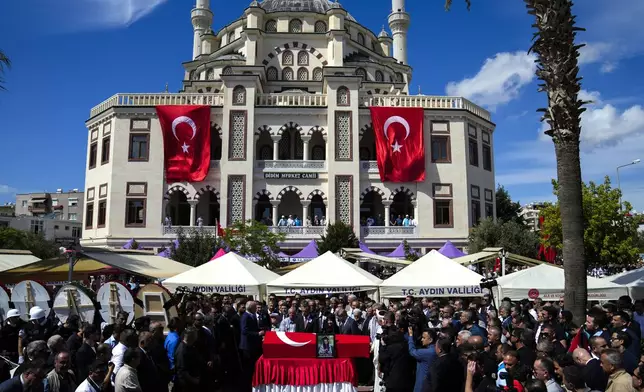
left=480, top=278, right=498, bottom=290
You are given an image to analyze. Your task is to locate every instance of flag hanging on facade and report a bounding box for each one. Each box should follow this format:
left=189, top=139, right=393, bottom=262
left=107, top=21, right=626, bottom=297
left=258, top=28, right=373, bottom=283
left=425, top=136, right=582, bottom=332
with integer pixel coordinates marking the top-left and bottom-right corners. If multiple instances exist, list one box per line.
left=156, top=105, right=211, bottom=182
left=369, top=107, right=425, bottom=182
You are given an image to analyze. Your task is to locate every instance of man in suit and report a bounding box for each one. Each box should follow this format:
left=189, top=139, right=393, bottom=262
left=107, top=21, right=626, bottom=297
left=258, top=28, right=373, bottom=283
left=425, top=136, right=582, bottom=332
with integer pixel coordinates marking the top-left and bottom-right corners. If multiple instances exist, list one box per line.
left=75, top=325, right=99, bottom=383
left=0, top=359, right=46, bottom=392
left=240, top=301, right=264, bottom=391
left=572, top=347, right=608, bottom=391
left=338, top=309, right=361, bottom=335
left=424, top=338, right=464, bottom=392
left=136, top=332, right=162, bottom=392
left=295, top=303, right=318, bottom=333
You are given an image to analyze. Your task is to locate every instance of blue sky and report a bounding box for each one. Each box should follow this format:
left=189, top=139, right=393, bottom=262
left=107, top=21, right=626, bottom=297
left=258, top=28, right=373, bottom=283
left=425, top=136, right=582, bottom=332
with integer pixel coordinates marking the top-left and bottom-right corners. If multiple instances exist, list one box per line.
left=0, top=0, right=643, bottom=210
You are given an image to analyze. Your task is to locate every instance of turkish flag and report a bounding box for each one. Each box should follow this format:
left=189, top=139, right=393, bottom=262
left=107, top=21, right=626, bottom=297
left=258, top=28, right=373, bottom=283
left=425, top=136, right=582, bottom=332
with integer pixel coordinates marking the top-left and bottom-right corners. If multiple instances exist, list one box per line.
left=156, top=105, right=211, bottom=182
left=370, top=107, right=425, bottom=182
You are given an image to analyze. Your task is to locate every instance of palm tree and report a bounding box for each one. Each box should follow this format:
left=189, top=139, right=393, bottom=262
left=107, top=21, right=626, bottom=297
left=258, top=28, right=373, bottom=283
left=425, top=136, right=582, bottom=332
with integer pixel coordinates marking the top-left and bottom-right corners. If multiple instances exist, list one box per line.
left=446, top=0, right=587, bottom=324
left=0, top=49, right=10, bottom=90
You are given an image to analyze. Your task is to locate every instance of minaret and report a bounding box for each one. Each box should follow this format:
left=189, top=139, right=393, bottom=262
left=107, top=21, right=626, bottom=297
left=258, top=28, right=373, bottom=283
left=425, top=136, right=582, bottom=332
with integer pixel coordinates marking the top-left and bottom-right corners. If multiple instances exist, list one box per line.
left=388, top=0, right=410, bottom=64
left=191, top=0, right=213, bottom=59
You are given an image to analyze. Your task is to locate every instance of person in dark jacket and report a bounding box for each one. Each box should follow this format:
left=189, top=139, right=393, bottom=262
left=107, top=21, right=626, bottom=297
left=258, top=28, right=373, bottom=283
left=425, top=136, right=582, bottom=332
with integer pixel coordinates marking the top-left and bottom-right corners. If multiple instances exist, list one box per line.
left=75, top=325, right=99, bottom=383
left=174, top=328, right=201, bottom=392
left=239, top=301, right=264, bottom=391
left=0, top=310, right=23, bottom=363
left=378, top=326, right=415, bottom=392
left=0, top=359, right=47, bottom=392
left=136, top=332, right=161, bottom=392
left=424, top=338, right=464, bottom=392
left=146, top=323, right=171, bottom=386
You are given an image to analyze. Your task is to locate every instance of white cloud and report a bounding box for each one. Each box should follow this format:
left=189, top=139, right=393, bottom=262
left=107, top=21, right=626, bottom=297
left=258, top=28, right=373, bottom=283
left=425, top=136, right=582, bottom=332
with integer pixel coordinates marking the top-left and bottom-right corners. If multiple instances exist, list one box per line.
left=579, top=89, right=603, bottom=105
left=578, top=42, right=613, bottom=65
left=0, top=185, right=16, bottom=194
left=445, top=51, right=537, bottom=110
left=600, top=62, right=617, bottom=73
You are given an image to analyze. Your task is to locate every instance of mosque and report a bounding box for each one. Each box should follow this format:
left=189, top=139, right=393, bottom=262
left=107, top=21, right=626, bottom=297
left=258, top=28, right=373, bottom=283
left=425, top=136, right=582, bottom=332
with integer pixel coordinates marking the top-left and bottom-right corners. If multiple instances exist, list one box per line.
left=81, top=0, right=496, bottom=253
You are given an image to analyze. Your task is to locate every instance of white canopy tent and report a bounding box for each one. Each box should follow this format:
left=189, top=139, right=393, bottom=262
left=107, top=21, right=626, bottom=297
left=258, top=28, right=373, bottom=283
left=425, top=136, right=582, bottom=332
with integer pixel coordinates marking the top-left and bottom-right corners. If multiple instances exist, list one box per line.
left=266, top=251, right=382, bottom=296
left=379, top=250, right=485, bottom=298
left=605, top=267, right=644, bottom=298
left=493, top=264, right=628, bottom=301
left=162, top=252, right=280, bottom=297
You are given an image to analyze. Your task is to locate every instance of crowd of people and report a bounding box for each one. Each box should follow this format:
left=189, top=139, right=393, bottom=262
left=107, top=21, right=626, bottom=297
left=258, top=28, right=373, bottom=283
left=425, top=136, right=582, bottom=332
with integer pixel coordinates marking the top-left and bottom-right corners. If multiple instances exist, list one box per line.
left=1, top=289, right=644, bottom=392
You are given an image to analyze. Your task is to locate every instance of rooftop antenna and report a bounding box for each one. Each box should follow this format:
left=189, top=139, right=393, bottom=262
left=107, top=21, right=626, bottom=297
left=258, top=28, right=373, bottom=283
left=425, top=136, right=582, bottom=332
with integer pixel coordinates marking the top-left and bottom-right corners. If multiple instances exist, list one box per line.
left=164, top=83, right=169, bottom=93
left=418, top=85, right=422, bottom=95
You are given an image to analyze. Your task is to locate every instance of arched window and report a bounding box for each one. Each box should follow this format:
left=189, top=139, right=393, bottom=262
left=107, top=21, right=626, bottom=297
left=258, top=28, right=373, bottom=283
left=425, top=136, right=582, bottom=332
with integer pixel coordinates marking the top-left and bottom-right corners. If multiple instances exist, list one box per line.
left=395, top=72, right=404, bottom=82
left=289, top=19, right=302, bottom=33
left=314, top=20, right=327, bottom=33
left=265, top=20, right=277, bottom=32
left=356, top=68, right=367, bottom=80
left=298, top=51, right=309, bottom=66
left=357, top=33, right=365, bottom=45
left=337, top=86, right=350, bottom=106
left=266, top=67, right=278, bottom=81
left=232, top=86, right=246, bottom=105
left=313, top=67, right=323, bottom=81
left=375, top=70, right=384, bottom=82
left=206, top=68, right=215, bottom=80
left=188, top=70, right=196, bottom=80
left=228, top=31, right=235, bottom=44
left=297, top=67, right=308, bottom=81
left=283, top=67, right=294, bottom=81
left=222, top=66, right=233, bottom=75
left=282, top=50, right=294, bottom=66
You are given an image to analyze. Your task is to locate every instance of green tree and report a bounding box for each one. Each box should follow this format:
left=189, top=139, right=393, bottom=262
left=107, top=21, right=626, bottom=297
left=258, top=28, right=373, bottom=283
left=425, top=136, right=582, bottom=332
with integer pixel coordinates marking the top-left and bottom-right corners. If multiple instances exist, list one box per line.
left=637, top=231, right=644, bottom=253
left=540, top=177, right=641, bottom=267
left=221, top=220, right=285, bottom=269
left=0, top=227, right=59, bottom=260
left=170, top=228, right=219, bottom=267
left=130, top=239, right=140, bottom=250
left=468, top=217, right=540, bottom=258
left=496, top=185, right=524, bottom=225
left=0, top=50, right=10, bottom=90
left=316, top=222, right=358, bottom=254
left=446, top=0, right=589, bottom=325
left=403, top=239, right=419, bottom=261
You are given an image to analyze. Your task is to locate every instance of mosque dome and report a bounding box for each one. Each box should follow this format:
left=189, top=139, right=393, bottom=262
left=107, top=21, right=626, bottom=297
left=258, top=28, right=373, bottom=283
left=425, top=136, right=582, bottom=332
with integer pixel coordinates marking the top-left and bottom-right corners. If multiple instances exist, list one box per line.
left=258, top=0, right=356, bottom=21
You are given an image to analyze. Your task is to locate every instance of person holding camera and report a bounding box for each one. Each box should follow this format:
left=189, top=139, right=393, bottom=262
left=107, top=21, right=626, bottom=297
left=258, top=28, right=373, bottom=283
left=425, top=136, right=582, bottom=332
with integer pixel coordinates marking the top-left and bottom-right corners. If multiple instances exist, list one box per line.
left=406, top=326, right=436, bottom=392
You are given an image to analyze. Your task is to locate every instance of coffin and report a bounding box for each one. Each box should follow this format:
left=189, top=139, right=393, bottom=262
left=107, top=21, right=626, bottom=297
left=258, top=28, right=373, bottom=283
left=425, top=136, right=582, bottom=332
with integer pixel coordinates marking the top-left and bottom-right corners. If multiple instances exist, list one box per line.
left=263, top=332, right=370, bottom=359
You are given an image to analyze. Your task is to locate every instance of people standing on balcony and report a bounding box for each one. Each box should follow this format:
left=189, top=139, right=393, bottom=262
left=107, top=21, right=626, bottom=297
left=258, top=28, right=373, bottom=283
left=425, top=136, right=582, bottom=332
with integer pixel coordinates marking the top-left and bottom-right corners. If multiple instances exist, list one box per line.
left=164, top=216, right=172, bottom=228
left=286, top=215, right=294, bottom=226
left=312, top=215, right=321, bottom=226
left=403, top=215, right=411, bottom=226
left=293, top=215, right=301, bottom=226
left=196, top=217, right=203, bottom=227
left=277, top=216, right=287, bottom=226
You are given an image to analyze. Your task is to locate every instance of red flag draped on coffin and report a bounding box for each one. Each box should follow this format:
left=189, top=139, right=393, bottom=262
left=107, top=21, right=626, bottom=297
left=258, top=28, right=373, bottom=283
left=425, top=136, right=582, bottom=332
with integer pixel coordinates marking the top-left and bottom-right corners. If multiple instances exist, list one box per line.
left=157, top=105, right=211, bottom=182
left=369, top=107, right=425, bottom=182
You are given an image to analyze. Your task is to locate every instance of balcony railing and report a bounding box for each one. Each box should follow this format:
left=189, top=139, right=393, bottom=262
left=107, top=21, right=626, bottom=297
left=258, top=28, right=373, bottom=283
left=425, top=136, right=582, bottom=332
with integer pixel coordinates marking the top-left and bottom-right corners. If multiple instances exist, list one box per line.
left=269, top=226, right=326, bottom=237
left=256, top=93, right=327, bottom=107
left=360, top=94, right=491, bottom=122
left=360, top=160, right=379, bottom=173
left=163, top=226, right=219, bottom=235
left=90, top=93, right=225, bottom=117
left=256, top=160, right=327, bottom=171
left=361, top=226, right=417, bottom=238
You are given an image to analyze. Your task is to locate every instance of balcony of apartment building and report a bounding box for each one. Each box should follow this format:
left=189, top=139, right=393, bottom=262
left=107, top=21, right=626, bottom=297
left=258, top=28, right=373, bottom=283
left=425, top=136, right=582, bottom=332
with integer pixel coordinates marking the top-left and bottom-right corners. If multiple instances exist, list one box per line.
left=359, top=188, right=418, bottom=239
left=27, top=194, right=52, bottom=215
left=254, top=123, right=327, bottom=175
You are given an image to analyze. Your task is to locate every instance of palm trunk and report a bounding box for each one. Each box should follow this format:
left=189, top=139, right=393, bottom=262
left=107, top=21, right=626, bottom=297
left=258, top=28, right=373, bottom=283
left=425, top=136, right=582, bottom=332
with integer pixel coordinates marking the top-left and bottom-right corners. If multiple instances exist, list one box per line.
left=555, top=140, right=587, bottom=325
left=526, top=0, right=588, bottom=325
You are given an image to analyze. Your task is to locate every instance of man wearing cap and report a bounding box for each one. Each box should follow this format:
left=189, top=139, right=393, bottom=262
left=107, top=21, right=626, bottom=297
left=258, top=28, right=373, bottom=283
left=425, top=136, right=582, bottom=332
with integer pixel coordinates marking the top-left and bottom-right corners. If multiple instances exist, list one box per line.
left=19, top=307, right=55, bottom=363
left=0, top=309, right=22, bottom=363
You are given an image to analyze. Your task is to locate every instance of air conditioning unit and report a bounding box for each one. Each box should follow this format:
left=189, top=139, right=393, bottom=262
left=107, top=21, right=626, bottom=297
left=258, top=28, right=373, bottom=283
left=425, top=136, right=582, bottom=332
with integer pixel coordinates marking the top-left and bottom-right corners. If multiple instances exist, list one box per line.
left=57, top=188, right=63, bottom=193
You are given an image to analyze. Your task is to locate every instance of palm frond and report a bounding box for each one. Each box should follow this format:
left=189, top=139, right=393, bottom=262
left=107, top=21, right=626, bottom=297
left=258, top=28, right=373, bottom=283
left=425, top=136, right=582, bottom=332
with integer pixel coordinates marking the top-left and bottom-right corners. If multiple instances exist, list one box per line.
left=525, top=0, right=586, bottom=142
left=445, top=0, right=472, bottom=11
left=0, top=49, right=11, bottom=91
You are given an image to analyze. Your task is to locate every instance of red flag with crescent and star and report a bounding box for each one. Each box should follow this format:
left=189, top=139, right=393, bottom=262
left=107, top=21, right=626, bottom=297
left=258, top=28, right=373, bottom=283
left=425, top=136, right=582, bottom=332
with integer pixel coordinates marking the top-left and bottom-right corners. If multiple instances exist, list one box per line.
left=156, top=105, right=211, bottom=182
left=369, top=107, right=425, bottom=182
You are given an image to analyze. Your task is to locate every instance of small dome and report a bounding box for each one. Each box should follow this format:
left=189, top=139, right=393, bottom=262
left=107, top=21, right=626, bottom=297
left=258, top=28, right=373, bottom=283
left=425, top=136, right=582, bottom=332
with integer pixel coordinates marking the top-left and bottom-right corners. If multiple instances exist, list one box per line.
left=378, top=27, right=390, bottom=38
left=258, top=0, right=356, bottom=21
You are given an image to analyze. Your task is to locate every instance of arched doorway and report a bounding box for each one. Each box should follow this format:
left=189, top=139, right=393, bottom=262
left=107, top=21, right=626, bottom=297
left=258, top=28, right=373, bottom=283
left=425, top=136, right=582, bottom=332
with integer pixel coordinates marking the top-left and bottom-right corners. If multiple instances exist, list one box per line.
left=309, top=130, right=326, bottom=160
left=360, top=191, right=385, bottom=225
left=277, top=191, right=303, bottom=222
left=196, top=191, right=220, bottom=226
left=256, top=129, right=273, bottom=160
left=278, top=128, right=303, bottom=160
left=359, top=126, right=377, bottom=160
left=255, top=194, right=273, bottom=225
left=391, top=192, right=413, bottom=221
left=309, top=195, right=326, bottom=223
left=166, top=193, right=190, bottom=226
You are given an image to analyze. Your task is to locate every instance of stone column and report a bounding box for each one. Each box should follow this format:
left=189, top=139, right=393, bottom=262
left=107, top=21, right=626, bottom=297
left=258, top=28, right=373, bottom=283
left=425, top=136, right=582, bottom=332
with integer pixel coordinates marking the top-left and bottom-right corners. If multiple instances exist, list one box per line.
left=412, top=200, right=418, bottom=224
left=301, top=201, right=311, bottom=225
left=301, top=135, right=311, bottom=161
left=325, top=205, right=329, bottom=224
left=271, top=135, right=281, bottom=160
left=383, top=200, right=392, bottom=227
left=271, top=200, right=280, bottom=227
left=189, top=200, right=198, bottom=227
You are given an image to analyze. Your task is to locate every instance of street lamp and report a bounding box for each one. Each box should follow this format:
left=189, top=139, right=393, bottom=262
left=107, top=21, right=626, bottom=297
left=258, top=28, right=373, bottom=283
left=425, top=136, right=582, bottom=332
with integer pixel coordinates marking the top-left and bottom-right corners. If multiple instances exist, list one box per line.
left=617, top=159, right=641, bottom=210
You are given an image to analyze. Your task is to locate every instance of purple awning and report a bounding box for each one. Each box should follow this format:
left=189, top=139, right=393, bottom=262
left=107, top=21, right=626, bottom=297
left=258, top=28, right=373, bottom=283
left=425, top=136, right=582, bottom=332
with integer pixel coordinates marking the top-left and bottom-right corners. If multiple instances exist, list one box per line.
left=386, top=242, right=407, bottom=258
left=359, top=241, right=376, bottom=255
left=438, top=241, right=467, bottom=259
left=122, top=239, right=135, bottom=249
left=290, top=240, right=319, bottom=261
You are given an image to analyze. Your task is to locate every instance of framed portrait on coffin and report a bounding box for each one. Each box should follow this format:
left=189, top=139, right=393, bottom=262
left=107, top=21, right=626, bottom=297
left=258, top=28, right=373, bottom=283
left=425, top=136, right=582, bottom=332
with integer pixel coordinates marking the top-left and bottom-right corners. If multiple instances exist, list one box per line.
left=317, top=334, right=336, bottom=358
